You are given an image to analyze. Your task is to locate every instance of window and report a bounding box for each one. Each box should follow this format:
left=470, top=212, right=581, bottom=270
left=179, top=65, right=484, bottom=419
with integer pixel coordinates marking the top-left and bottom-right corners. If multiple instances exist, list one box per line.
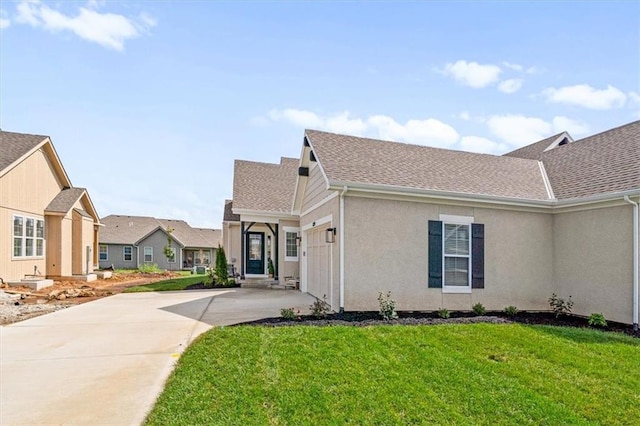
left=284, top=227, right=299, bottom=261
left=428, top=216, right=484, bottom=292
left=123, top=246, right=133, bottom=262
left=167, top=247, right=177, bottom=263
left=13, top=215, right=44, bottom=258
left=144, top=247, right=153, bottom=262
left=202, top=250, right=211, bottom=265
left=99, top=245, right=108, bottom=261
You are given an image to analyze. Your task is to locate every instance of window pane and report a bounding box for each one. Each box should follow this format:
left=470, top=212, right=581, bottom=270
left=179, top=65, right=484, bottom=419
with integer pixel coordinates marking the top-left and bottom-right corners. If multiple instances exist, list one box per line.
left=36, top=220, right=44, bottom=238
left=144, top=247, right=153, bottom=262
left=25, top=218, right=34, bottom=237
left=168, top=247, right=176, bottom=263
left=445, top=257, right=469, bottom=286
left=124, top=247, right=132, bottom=261
left=25, top=238, right=34, bottom=256
left=286, top=232, right=298, bottom=258
left=249, top=235, right=262, bottom=260
left=14, top=238, right=22, bottom=256
left=444, top=224, right=469, bottom=255
left=203, top=251, right=211, bottom=264
left=36, top=239, right=44, bottom=256
left=14, top=217, right=23, bottom=236
left=99, top=246, right=108, bottom=261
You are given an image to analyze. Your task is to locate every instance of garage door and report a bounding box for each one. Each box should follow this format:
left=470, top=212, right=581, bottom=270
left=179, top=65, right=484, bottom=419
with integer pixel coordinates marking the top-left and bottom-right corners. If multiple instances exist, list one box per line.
left=305, top=227, right=331, bottom=302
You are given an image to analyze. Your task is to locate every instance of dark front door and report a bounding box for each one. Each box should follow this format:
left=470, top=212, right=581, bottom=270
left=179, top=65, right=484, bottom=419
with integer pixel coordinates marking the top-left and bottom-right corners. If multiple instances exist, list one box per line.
left=246, top=232, right=265, bottom=274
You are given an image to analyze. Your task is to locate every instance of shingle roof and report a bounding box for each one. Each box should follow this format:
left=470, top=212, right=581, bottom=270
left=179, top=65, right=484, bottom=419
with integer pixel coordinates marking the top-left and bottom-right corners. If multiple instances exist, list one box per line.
left=540, top=120, right=640, bottom=199
left=232, top=157, right=299, bottom=212
left=45, top=188, right=87, bottom=213
left=0, top=130, right=48, bottom=173
left=99, top=215, right=222, bottom=247
left=305, top=129, right=551, bottom=201
left=503, top=132, right=568, bottom=160
left=223, top=199, right=240, bottom=222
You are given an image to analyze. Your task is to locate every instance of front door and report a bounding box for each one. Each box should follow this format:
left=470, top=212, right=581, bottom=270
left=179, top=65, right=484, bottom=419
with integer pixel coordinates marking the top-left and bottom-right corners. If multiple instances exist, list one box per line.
left=246, top=232, right=265, bottom=274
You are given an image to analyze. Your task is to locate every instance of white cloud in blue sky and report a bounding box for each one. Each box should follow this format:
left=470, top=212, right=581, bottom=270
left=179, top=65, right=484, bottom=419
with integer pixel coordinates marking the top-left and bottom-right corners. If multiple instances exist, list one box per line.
left=1, top=1, right=637, bottom=227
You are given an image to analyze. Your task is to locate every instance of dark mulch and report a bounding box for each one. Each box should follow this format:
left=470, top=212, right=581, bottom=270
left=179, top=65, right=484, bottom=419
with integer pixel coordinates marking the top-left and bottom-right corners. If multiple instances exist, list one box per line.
left=184, top=282, right=241, bottom=290
left=239, top=310, right=638, bottom=337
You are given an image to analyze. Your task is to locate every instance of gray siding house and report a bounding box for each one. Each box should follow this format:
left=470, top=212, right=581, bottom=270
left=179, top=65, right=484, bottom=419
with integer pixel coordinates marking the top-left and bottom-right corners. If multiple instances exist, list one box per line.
left=99, top=215, right=221, bottom=270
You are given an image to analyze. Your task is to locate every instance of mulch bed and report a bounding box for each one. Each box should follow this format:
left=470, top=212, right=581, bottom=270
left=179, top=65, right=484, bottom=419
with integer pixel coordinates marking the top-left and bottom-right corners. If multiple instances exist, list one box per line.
left=240, top=310, right=638, bottom=337
left=185, top=282, right=241, bottom=290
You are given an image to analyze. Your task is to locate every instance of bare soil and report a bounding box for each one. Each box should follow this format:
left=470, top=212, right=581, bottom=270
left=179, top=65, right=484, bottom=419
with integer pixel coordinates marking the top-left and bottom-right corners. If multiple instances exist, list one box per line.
left=0, top=271, right=181, bottom=326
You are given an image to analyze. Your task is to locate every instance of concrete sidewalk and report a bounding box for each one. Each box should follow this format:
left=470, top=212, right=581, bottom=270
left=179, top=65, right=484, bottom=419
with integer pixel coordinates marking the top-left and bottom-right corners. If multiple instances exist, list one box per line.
left=0, top=288, right=314, bottom=425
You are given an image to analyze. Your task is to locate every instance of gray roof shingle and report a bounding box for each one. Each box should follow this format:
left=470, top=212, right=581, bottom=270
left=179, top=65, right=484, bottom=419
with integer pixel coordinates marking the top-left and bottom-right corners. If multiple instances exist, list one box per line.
left=0, top=130, right=48, bottom=173
left=305, top=129, right=551, bottom=201
left=232, top=157, right=299, bottom=213
left=45, top=188, right=87, bottom=213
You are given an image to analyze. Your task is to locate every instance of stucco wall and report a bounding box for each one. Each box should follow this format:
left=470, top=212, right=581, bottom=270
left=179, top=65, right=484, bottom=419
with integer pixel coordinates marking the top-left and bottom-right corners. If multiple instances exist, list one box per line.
left=278, top=219, right=300, bottom=282
left=343, top=196, right=554, bottom=312
left=223, top=222, right=241, bottom=274
left=553, top=205, right=634, bottom=324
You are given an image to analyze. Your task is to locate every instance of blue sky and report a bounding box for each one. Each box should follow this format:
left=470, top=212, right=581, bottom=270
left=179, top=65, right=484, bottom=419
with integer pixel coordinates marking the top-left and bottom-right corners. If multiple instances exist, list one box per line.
left=1, top=1, right=638, bottom=228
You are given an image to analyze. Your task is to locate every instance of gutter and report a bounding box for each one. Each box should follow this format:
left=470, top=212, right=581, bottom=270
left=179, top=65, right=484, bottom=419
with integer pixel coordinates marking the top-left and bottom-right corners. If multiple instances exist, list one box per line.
left=624, top=196, right=639, bottom=331
left=339, top=186, right=348, bottom=313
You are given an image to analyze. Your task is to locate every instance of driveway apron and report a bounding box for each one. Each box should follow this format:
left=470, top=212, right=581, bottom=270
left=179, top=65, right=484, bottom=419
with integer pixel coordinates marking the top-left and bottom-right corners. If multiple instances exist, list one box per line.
left=0, top=288, right=314, bottom=425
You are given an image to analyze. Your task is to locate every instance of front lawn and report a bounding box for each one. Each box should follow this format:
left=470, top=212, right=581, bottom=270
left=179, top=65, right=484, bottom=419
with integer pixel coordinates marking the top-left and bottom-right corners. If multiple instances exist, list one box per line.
left=123, top=275, right=207, bottom=292
left=146, top=324, right=639, bottom=425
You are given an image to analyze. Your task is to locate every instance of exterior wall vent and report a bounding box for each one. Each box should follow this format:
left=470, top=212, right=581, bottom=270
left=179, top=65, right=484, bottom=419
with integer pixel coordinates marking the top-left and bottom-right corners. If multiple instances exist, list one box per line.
left=298, top=167, right=309, bottom=176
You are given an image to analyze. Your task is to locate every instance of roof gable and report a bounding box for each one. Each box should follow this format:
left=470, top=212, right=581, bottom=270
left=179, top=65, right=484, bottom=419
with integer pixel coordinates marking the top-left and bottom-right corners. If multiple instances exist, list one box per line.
left=304, top=129, right=551, bottom=201
left=504, top=132, right=574, bottom=160
left=223, top=199, right=240, bottom=222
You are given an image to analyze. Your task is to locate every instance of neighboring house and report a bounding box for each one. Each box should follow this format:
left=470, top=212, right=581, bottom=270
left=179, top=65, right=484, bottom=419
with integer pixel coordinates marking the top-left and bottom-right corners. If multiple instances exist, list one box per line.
left=0, top=131, right=101, bottom=283
left=224, top=158, right=300, bottom=281
left=225, top=121, right=640, bottom=326
left=98, top=215, right=221, bottom=270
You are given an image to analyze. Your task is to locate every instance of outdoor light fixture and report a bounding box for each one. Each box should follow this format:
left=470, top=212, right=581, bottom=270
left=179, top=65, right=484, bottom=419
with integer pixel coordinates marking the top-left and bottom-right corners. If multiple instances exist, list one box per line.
left=296, top=235, right=302, bottom=246
left=325, top=227, right=336, bottom=243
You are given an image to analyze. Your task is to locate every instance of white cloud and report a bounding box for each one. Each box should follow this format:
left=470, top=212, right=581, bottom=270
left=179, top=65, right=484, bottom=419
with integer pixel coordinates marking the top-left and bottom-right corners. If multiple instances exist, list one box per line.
left=542, top=84, right=627, bottom=110
left=498, top=79, right=524, bottom=94
left=551, top=116, right=589, bottom=136
left=0, top=9, right=10, bottom=29
left=459, top=136, right=509, bottom=154
left=502, top=61, right=523, bottom=72
left=441, top=60, right=502, bottom=88
left=457, top=111, right=471, bottom=121
left=487, top=114, right=591, bottom=148
left=264, top=108, right=459, bottom=148
left=15, top=0, right=155, bottom=51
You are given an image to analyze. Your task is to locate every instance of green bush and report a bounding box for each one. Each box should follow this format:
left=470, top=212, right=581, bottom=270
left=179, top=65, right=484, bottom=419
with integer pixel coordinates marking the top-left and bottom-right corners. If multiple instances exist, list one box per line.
left=377, top=291, right=398, bottom=320
left=310, top=295, right=331, bottom=318
left=280, top=307, right=299, bottom=320
left=588, top=313, right=607, bottom=328
left=549, top=293, right=574, bottom=318
left=215, top=245, right=228, bottom=285
left=267, top=258, right=275, bottom=276
left=504, top=306, right=519, bottom=318
left=472, top=303, right=486, bottom=316
left=139, top=263, right=161, bottom=273
left=437, top=308, right=451, bottom=319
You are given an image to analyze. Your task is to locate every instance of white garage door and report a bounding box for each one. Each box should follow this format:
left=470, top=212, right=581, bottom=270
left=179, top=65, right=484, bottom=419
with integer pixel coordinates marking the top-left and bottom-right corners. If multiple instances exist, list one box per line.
left=305, top=227, right=331, bottom=302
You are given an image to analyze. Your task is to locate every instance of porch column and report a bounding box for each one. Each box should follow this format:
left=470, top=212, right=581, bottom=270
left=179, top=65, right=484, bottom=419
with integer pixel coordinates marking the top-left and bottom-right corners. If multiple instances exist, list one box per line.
left=240, top=221, right=245, bottom=279
left=274, top=223, right=279, bottom=280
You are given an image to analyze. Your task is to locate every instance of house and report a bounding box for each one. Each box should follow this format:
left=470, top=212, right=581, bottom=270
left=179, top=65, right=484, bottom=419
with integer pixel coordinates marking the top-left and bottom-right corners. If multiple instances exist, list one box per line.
left=98, top=215, right=222, bottom=270
left=225, top=120, right=640, bottom=327
left=0, top=131, right=101, bottom=286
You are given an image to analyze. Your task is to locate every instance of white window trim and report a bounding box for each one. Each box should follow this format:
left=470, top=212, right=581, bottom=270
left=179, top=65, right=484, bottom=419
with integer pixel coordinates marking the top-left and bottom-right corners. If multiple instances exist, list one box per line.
left=99, top=245, right=108, bottom=261
left=12, top=214, right=45, bottom=259
left=123, top=246, right=133, bottom=262
left=440, top=214, right=473, bottom=294
left=283, top=226, right=300, bottom=262
left=144, top=246, right=153, bottom=263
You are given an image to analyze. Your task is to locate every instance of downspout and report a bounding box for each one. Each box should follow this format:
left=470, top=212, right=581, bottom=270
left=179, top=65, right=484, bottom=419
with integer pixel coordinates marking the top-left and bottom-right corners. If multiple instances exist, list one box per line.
left=339, top=186, right=348, bottom=313
left=624, top=196, right=639, bottom=331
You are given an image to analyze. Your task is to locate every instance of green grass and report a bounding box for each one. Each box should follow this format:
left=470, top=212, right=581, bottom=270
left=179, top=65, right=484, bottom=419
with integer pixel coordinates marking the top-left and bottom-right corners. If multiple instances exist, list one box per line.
left=146, top=324, right=639, bottom=425
left=122, top=275, right=207, bottom=292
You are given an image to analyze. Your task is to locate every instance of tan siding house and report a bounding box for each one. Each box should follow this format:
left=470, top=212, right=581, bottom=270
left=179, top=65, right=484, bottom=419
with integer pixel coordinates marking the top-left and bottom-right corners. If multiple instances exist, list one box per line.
left=0, top=131, right=101, bottom=284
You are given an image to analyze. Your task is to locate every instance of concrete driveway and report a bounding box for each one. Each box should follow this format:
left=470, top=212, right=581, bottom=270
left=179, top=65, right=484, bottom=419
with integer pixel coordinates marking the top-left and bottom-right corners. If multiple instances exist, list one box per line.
left=0, top=288, right=315, bottom=425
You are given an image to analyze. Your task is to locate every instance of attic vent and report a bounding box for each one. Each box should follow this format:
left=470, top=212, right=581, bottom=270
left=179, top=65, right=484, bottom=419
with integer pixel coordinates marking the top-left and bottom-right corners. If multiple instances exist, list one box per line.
left=303, top=137, right=310, bottom=147
left=298, top=167, right=309, bottom=177
left=309, top=150, right=316, bottom=162
left=558, top=138, right=569, bottom=146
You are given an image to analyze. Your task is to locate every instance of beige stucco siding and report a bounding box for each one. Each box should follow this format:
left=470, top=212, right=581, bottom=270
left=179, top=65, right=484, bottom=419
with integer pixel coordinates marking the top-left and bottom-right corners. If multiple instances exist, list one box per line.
left=278, top=219, right=300, bottom=282
left=301, top=163, right=332, bottom=212
left=222, top=222, right=241, bottom=272
left=0, top=208, right=47, bottom=280
left=343, top=196, right=554, bottom=312
left=300, top=195, right=340, bottom=310
left=553, top=205, right=634, bottom=324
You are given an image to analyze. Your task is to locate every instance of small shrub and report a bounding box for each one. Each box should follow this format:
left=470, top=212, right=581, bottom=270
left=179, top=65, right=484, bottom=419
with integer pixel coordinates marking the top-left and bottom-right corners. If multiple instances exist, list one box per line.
left=139, top=263, right=160, bottom=273
left=267, top=258, right=275, bottom=276
left=504, top=306, right=519, bottom=318
left=377, top=291, right=398, bottom=320
left=310, top=295, right=331, bottom=318
left=437, top=308, right=450, bottom=319
left=588, top=313, right=607, bottom=328
left=472, top=303, right=486, bottom=316
left=280, top=307, right=299, bottom=320
left=548, top=293, right=574, bottom=318
left=215, top=245, right=228, bottom=285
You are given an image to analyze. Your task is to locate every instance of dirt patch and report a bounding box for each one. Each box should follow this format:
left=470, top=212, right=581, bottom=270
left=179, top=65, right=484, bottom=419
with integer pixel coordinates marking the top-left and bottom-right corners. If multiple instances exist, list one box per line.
left=0, top=271, right=182, bottom=326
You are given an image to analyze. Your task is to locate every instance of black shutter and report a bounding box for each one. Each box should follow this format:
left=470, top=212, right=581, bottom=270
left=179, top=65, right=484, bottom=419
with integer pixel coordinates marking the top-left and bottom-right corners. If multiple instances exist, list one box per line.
left=471, top=223, right=484, bottom=289
left=428, top=220, right=443, bottom=288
